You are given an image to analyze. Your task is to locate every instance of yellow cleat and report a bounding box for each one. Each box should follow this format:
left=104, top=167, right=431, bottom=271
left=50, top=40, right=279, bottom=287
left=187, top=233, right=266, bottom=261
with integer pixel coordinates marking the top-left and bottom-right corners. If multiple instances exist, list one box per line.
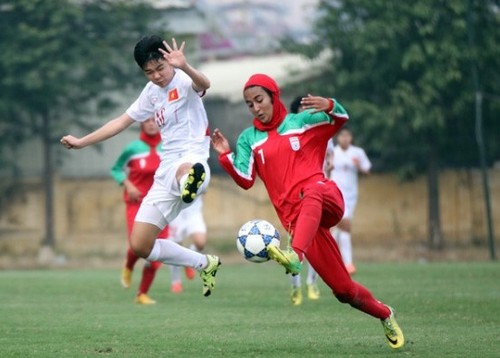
left=120, top=265, right=132, bottom=288
left=135, top=293, right=156, bottom=305
left=307, top=283, right=320, bottom=300
left=267, top=245, right=302, bottom=275
left=200, top=255, right=221, bottom=297
left=381, top=306, right=405, bottom=349
left=181, top=163, right=206, bottom=204
left=290, top=287, right=303, bottom=306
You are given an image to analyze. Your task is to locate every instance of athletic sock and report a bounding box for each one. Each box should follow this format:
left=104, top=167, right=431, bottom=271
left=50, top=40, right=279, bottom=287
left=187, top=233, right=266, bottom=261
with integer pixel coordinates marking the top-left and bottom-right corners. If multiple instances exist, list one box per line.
left=350, top=281, right=391, bottom=319
left=126, top=247, right=140, bottom=270
left=290, top=273, right=301, bottom=288
left=170, top=265, right=182, bottom=283
left=189, top=243, right=198, bottom=252
left=338, top=230, right=353, bottom=265
left=146, top=239, right=208, bottom=271
left=306, top=262, right=318, bottom=285
left=138, top=261, right=161, bottom=295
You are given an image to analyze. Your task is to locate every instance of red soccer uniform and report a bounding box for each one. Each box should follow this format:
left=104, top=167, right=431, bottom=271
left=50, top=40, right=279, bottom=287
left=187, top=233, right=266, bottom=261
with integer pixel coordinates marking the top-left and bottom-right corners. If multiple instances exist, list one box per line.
left=219, top=105, right=348, bottom=230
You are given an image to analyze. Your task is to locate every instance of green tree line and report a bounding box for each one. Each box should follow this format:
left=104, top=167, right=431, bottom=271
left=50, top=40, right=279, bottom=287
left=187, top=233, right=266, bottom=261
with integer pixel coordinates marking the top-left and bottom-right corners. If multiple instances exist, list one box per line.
left=285, top=0, right=500, bottom=248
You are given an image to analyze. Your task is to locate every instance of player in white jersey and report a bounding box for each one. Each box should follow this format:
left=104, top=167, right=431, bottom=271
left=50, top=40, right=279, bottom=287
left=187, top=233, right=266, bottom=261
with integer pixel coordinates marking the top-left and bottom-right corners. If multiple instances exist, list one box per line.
left=61, top=36, right=220, bottom=297
left=329, top=127, right=371, bottom=275
left=167, top=197, right=208, bottom=293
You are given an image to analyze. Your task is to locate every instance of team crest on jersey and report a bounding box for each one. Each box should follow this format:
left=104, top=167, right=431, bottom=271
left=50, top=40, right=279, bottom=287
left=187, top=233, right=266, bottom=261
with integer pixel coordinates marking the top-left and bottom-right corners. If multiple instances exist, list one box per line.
left=168, top=88, right=179, bottom=102
left=289, top=136, right=300, bottom=151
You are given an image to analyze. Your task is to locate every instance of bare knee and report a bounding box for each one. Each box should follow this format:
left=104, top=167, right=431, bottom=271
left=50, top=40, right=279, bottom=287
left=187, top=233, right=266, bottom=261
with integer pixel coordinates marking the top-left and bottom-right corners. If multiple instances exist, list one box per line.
left=130, top=236, right=151, bottom=258
left=191, top=232, right=207, bottom=251
left=130, top=222, right=160, bottom=258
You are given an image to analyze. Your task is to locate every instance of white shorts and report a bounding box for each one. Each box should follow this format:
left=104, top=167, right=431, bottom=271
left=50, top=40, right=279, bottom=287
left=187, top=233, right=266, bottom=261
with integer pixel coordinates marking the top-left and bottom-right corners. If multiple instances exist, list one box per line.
left=135, top=158, right=210, bottom=230
left=342, top=192, right=358, bottom=219
left=169, top=197, right=207, bottom=243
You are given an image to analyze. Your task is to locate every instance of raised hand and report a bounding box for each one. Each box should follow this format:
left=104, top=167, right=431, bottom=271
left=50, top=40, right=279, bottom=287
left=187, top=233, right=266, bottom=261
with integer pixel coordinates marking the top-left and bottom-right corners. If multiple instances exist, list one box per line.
left=300, top=94, right=331, bottom=113
left=159, top=38, right=187, bottom=70
left=211, top=129, right=230, bottom=155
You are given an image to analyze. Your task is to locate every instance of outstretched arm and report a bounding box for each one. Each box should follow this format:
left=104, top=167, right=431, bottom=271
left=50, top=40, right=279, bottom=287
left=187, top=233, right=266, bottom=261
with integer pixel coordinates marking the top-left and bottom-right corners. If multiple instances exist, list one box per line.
left=160, top=38, right=210, bottom=92
left=212, top=129, right=256, bottom=190
left=60, top=112, right=135, bottom=149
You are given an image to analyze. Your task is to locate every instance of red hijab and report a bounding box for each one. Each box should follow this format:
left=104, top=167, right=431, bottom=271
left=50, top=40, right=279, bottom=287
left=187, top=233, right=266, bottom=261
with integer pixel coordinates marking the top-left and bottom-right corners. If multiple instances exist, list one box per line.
left=140, top=129, right=161, bottom=148
left=244, top=74, right=288, bottom=131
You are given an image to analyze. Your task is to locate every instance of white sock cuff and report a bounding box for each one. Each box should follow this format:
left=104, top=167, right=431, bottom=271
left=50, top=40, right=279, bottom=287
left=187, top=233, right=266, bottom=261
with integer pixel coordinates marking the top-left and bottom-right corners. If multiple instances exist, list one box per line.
left=146, top=240, right=161, bottom=262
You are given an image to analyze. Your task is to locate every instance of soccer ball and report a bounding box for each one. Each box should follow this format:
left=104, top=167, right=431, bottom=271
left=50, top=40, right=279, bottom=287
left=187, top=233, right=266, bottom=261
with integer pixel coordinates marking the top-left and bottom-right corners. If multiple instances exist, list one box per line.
left=236, top=219, right=280, bottom=263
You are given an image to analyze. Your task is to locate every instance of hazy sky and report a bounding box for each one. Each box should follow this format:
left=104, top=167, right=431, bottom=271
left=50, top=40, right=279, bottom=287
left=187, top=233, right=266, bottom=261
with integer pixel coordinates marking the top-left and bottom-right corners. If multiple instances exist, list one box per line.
left=202, top=0, right=319, bottom=34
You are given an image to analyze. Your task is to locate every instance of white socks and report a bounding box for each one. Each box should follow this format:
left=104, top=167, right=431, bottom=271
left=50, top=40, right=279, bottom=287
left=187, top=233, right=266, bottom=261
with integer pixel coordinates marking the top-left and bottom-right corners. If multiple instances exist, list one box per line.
left=290, top=273, right=301, bottom=288
left=337, top=230, right=353, bottom=265
left=290, top=262, right=318, bottom=287
left=147, top=239, right=207, bottom=271
left=170, top=266, right=181, bottom=283
left=306, top=262, right=318, bottom=285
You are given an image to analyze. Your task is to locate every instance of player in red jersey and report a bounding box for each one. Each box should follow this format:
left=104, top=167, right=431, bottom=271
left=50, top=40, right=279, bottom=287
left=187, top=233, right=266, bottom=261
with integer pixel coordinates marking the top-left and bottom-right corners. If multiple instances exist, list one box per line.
left=211, top=74, right=404, bottom=350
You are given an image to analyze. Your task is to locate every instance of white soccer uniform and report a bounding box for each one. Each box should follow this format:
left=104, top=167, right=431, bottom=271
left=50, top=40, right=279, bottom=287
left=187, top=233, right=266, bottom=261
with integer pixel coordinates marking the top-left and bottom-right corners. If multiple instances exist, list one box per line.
left=169, top=197, right=207, bottom=244
left=330, top=145, right=371, bottom=219
left=126, top=69, right=211, bottom=228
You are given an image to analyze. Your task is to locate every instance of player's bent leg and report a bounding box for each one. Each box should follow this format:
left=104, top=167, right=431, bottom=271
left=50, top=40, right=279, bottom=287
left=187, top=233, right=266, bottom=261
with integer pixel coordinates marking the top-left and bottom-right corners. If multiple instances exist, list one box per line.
left=307, top=228, right=391, bottom=317
left=130, top=221, right=162, bottom=258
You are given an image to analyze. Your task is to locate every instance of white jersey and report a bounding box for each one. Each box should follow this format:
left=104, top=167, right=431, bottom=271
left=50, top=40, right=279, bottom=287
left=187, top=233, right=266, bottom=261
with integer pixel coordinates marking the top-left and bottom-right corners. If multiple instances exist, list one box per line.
left=324, top=139, right=335, bottom=176
left=330, top=145, right=371, bottom=198
left=126, top=69, right=210, bottom=162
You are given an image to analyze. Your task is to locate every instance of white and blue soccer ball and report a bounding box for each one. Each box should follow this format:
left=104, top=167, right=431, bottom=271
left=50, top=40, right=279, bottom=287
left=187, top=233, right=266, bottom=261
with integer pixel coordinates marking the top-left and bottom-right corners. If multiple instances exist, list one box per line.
left=236, top=219, right=280, bottom=263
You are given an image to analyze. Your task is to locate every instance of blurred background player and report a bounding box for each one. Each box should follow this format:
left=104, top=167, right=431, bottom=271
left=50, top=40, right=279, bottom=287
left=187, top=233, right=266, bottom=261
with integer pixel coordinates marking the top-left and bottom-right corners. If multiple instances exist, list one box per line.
left=168, top=197, right=207, bottom=293
left=110, top=117, right=167, bottom=305
left=330, top=127, right=371, bottom=275
left=286, top=95, right=333, bottom=305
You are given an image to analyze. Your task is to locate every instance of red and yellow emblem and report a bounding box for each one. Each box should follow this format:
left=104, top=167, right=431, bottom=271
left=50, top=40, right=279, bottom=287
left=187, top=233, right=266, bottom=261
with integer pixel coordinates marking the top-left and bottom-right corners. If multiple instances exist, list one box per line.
left=168, top=88, right=179, bottom=102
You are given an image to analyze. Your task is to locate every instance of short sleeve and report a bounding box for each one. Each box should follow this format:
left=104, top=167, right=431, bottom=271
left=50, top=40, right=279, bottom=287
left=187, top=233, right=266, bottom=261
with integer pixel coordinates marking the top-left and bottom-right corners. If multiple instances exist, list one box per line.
left=126, top=83, right=155, bottom=122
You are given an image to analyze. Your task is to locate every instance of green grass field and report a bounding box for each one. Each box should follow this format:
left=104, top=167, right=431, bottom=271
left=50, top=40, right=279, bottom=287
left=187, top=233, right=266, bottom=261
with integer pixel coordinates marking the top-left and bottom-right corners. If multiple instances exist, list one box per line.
left=0, top=262, right=499, bottom=357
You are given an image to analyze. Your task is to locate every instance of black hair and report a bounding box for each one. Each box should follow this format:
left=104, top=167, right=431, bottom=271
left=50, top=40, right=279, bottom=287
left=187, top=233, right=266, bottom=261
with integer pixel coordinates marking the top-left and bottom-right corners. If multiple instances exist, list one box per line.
left=290, top=95, right=306, bottom=114
left=133, top=35, right=168, bottom=69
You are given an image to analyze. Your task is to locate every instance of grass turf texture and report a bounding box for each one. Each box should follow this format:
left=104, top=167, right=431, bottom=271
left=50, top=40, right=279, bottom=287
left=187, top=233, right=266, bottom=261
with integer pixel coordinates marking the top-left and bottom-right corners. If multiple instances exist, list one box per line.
left=0, top=262, right=499, bottom=357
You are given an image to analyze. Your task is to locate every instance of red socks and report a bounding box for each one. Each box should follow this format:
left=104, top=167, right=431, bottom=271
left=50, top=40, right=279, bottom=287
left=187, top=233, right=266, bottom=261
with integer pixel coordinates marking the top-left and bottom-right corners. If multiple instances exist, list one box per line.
left=125, top=247, right=140, bottom=270
left=138, top=261, right=161, bottom=295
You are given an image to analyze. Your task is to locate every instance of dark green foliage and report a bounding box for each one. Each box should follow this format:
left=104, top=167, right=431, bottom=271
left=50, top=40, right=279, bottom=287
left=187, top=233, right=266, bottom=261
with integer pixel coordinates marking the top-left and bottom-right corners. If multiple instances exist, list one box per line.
left=286, top=0, right=500, bottom=176
left=0, top=0, right=160, bottom=151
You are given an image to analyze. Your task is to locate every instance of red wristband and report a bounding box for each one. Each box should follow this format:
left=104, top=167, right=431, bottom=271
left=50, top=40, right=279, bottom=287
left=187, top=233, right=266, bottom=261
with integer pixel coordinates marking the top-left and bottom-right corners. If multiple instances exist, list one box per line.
left=326, top=99, right=334, bottom=113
